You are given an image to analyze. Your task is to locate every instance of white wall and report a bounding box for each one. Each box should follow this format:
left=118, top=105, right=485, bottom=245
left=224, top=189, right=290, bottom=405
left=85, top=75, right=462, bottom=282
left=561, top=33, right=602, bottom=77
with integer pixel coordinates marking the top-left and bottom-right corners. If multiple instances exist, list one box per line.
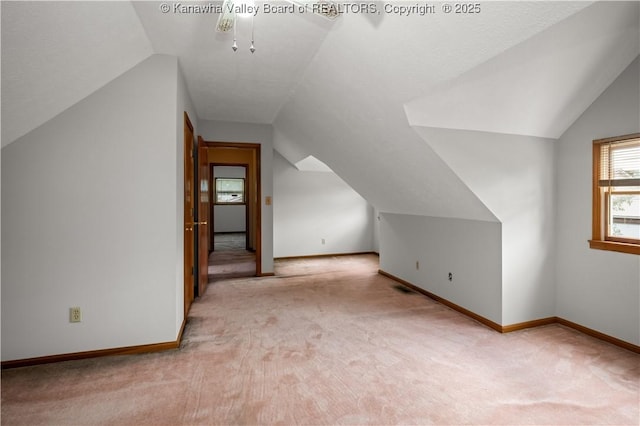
left=379, top=213, right=503, bottom=324
left=273, top=151, right=374, bottom=258
left=1, top=55, right=183, bottom=361
left=415, top=127, right=557, bottom=326
left=198, top=120, right=274, bottom=273
left=213, top=166, right=246, bottom=233
left=556, top=57, right=640, bottom=345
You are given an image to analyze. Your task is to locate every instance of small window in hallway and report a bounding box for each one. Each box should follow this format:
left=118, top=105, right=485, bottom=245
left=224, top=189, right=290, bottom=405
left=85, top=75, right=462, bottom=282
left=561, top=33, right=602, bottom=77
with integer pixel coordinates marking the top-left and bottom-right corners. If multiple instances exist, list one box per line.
left=215, top=178, right=245, bottom=204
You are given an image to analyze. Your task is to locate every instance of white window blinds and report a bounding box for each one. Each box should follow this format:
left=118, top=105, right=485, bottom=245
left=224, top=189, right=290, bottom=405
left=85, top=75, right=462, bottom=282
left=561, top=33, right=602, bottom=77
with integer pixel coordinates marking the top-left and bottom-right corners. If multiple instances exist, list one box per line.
left=599, top=138, right=640, bottom=187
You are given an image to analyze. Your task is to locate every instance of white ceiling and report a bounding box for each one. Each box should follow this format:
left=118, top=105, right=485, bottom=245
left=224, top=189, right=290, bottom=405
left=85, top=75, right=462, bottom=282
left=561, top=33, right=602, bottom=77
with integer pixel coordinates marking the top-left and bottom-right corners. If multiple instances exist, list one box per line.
left=2, top=1, right=638, bottom=220
left=132, top=1, right=335, bottom=124
left=294, top=155, right=333, bottom=172
left=1, top=1, right=153, bottom=146
left=405, top=1, right=640, bottom=139
left=272, top=1, right=610, bottom=219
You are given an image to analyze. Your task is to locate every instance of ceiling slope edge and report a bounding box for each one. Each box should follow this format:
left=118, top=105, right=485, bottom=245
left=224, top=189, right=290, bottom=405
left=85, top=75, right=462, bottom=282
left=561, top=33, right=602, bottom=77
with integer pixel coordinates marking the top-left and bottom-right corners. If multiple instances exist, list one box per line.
left=1, top=1, right=154, bottom=148
left=413, top=125, right=557, bottom=224
left=271, top=2, right=594, bottom=223
left=276, top=116, right=499, bottom=223
left=404, top=1, right=640, bottom=140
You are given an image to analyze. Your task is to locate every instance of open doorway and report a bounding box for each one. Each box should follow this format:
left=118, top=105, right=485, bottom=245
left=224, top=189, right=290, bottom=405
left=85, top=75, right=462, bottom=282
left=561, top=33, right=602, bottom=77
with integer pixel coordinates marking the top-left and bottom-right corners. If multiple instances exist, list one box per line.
left=198, top=139, right=262, bottom=284
left=210, top=165, right=256, bottom=279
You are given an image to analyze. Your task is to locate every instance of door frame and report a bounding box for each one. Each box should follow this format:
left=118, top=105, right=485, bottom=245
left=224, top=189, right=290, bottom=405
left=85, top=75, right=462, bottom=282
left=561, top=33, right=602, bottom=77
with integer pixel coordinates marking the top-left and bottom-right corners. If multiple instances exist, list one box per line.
left=196, top=145, right=210, bottom=298
left=210, top=164, right=250, bottom=251
left=183, top=112, right=196, bottom=319
left=200, top=139, right=262, bottom=276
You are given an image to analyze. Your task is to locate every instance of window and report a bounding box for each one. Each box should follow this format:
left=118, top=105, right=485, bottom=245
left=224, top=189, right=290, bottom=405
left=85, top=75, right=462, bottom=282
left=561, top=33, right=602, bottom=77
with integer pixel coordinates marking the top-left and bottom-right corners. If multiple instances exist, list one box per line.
left=215, top=178, right=245, bottom=204
left=590, top=134, right=640, bottom=255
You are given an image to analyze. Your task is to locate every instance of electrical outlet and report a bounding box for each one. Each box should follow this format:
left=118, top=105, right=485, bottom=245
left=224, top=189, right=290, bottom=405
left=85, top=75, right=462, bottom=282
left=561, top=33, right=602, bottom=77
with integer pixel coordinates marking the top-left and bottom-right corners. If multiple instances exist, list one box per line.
left=70, top=307, right=82, bottom=323
left=416, top=261, right=420, bottom=270
left=321, top=238, right=325, bottom=245
left=448, top=272, right=453, bottom=282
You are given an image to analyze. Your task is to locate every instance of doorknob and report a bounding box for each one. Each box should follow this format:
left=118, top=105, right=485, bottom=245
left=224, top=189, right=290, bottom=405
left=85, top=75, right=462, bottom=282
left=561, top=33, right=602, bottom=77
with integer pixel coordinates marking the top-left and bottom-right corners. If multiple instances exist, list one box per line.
left=186, top=221, right=208, bottom=226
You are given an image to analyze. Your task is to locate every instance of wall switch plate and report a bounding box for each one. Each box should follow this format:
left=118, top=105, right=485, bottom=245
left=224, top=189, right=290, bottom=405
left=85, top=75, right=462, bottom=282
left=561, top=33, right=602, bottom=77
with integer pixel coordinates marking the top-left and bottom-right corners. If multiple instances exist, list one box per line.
left=70, top=307, right=82, bottom=323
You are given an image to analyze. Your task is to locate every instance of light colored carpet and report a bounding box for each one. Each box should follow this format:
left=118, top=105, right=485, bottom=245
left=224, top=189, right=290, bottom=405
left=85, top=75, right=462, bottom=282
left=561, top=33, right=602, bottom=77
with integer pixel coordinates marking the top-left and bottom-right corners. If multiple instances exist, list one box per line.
left=2, top=254, right=638, bottom=425
left=214, top=233, right=247, bottom=251
left=210, top=233, right=256, bottom=280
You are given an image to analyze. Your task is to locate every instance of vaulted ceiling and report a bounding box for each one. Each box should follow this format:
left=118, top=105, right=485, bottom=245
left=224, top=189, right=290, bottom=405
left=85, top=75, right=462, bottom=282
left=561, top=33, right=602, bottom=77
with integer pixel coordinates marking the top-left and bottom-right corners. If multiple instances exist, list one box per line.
left=1, top=1, right=153, bottom=146
left=3, top=1, right=638, bottom=219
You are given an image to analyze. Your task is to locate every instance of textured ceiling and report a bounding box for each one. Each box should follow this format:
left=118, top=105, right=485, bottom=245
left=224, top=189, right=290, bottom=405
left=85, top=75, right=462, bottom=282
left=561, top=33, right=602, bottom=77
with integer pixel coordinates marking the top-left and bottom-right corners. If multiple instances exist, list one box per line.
left=132, top=1, right=334, bottom=124
left=273, top=1, right=596, bottom=219
left=1, top=1, right=153, bottom=146
left=3, top=1, right=637, bottom=221
left=405, top=1, right=640, bottom=138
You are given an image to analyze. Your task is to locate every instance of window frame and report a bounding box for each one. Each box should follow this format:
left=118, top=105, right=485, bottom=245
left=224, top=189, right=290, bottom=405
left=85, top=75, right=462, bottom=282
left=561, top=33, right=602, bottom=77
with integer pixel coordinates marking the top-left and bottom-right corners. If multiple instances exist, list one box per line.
left=590, top=133, right=640, bottom=255
left=214, top=177, right=246, bottom=205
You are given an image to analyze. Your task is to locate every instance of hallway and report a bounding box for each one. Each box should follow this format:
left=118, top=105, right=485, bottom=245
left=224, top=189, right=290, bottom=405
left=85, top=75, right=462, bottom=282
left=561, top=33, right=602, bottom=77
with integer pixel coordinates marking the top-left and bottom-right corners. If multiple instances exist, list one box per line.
left=209, top=233, right=256, bottom=281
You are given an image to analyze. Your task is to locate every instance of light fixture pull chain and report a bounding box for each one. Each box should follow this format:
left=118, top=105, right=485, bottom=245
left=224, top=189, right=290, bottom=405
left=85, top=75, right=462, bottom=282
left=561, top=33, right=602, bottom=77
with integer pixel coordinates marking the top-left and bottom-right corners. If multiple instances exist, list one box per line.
left=232, top=15, right=238, bottom=52
left=250, top=15, right=256, bottom=53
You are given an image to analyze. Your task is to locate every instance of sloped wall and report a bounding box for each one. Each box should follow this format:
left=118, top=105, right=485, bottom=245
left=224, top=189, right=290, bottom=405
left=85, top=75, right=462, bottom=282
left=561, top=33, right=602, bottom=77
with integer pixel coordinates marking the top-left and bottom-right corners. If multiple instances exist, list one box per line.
left=273, top=151, right=374, bottom=258
left=1, top=1, right=153, bottom=147
left=556, top=57, right=640, bottom=345
left=415, top=128, right=557, bottom=326
left=1, top=55, right=184, bottom=361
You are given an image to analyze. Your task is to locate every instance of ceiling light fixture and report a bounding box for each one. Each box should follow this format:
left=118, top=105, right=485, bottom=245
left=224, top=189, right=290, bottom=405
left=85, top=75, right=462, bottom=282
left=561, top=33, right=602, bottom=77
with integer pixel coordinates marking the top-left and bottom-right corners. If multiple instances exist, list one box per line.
left=216, top=0, right=235, bottom=32
left=216, top=0, right=340, bottom=52
left=216, top=0, right=256, bottom=53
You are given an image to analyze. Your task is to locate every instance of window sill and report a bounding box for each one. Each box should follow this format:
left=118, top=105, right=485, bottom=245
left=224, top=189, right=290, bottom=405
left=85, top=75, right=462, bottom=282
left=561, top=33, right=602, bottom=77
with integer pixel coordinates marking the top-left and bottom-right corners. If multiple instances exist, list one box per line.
left=589, top=240, right=640, bottom=255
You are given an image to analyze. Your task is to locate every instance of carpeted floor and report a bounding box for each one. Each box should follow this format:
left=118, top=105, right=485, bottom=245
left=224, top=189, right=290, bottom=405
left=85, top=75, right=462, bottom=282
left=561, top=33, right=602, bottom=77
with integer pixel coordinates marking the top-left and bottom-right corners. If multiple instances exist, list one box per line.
left=213, top=233, right=247, bottom=251
left=2, top=254, right=639, bottom=425
left=210, top=233, right=256, bottom=280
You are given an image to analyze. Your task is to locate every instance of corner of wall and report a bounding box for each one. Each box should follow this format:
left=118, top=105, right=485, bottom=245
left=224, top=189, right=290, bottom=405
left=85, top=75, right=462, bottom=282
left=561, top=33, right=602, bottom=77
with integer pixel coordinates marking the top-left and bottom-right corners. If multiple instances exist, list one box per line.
left=1, top=53, right=181, bottom=361
left=555, top=56, right=640, bottom=345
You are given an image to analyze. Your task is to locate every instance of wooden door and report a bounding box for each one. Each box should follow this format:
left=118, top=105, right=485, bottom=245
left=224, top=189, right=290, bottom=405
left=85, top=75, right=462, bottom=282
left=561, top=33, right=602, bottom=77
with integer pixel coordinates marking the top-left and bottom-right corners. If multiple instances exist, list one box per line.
left=198, top=145, right=210, bottom=296
left=183, top=113, right=195, bottom=319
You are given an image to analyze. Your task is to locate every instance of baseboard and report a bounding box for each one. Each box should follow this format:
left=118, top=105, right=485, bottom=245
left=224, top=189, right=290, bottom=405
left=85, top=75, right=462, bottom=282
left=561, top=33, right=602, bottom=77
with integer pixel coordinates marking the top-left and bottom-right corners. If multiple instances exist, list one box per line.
left=6, top=273, right=638, bottom=369
left=378, top=269, right=640, bottom=354
left=379, top=270, right=503, bottom=332
left=2, top=318, right=188, bottom=369
left=501, top=317, right=557, bottom=333
left=556, top=317, right=640, bottom=354
left=258, top=272, right=275, bottom=277
left=275, top=251, right=378, bottom=261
